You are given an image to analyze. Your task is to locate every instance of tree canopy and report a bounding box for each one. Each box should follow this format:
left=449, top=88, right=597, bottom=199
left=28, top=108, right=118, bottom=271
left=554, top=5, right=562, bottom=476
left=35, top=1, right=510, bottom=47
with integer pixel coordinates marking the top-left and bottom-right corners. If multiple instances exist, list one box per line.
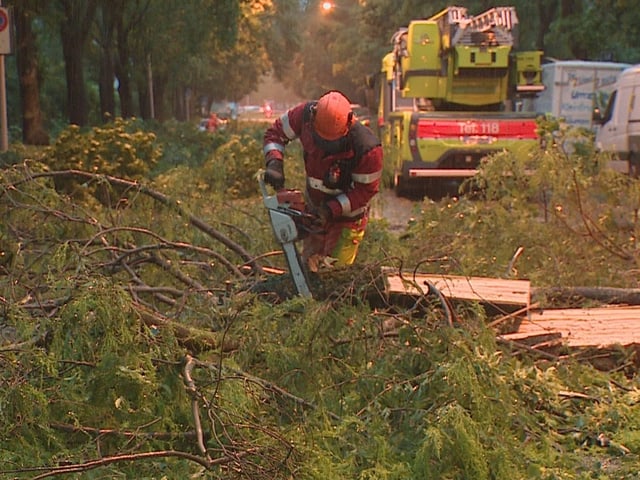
left=7, top=0, right=640, bottom=142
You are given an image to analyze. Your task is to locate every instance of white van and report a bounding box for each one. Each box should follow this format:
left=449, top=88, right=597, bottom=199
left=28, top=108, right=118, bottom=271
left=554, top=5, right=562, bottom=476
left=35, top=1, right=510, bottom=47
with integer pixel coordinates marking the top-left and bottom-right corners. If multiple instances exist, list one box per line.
left=594, top=64, right=640, bottom=175
left=535, top=60, right=630, bottom=130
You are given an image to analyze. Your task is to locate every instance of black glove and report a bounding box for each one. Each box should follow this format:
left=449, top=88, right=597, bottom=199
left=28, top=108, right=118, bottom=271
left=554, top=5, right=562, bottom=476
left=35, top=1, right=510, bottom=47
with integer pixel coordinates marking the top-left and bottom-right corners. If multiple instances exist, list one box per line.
left=264, top=158, right=285, bottom=190
left=311, top=203, right=332, bottom=227
left=317, top=203, right=332, bottom=223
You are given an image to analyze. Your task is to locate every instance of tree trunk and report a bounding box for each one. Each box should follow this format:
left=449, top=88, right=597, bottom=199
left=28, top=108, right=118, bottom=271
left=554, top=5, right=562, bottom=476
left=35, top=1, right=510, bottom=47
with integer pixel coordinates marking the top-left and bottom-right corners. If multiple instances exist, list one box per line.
left=58, top=0, right=99, bottom=126
left=155, top=75, right=167, bottom=121
left=14, top=3, right=49, bottom=145
left=60, top=34, right=88, bottom=126
left=115, top=63, right=133, bottom=118
left=533, top=286, right=640, bottom=306
left=173, top=86, right=187, bottom=122
left=115, top=13, right=134, bottom=118
left=98, top=47, right=116, bottom=121
left=143, top=73, right=166, bottom=121
left=96, top=3, right=117, bottom=122
left=112, top=0, right=153, bottom=119
left=137, top=76, right=150, bottom=120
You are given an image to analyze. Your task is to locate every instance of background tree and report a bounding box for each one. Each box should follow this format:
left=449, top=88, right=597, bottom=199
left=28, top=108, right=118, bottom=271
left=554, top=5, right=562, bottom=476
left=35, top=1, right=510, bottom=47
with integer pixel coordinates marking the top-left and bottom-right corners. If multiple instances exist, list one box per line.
left=6, top=0, right=640, bottom=142
left=195, top=0, right=272, bottom=108
left=13, top=0, right=49, bottom=145
left=544, top=0, right=640, bottom=61
left=94, top=0, right=122, bottom=121
left=110, top=0, right=153, bottom=119
left=128, top=0, right=242, bottom=120
left=56, top=0, right=99, bottom=126
left=264, top=0, right=302, bottom=85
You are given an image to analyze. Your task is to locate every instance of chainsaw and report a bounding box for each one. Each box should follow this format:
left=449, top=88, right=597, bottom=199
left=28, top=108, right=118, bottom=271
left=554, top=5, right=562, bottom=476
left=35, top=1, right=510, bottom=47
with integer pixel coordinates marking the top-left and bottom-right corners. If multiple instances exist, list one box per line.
left=258, top=171, right=316, bottom=297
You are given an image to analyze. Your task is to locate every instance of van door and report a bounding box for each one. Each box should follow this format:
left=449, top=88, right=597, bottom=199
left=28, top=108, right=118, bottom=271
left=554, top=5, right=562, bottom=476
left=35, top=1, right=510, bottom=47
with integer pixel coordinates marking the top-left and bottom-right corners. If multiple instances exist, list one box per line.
left=595, top=84, right=633, bottom=159
left=628, top=84, right=640, bottom=175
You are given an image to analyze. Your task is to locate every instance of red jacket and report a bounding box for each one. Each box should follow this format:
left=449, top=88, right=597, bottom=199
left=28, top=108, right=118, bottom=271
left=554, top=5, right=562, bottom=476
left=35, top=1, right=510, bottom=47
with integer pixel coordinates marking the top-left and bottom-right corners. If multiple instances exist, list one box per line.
left=264, top=102, right=383, bottom=221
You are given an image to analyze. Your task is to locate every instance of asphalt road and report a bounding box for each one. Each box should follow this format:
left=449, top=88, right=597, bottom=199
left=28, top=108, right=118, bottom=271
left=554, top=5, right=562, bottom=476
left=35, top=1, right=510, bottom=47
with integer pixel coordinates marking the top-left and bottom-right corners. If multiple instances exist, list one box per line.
left=370, top=188, right=421, bottom=233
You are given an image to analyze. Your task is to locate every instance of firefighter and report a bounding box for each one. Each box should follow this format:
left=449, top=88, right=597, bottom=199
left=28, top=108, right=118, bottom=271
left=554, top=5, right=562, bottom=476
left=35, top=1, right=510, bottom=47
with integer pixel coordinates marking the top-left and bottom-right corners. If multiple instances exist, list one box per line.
left=263, top=90, right=383, bottom=271
left=207, top=112, right=219, bottom=132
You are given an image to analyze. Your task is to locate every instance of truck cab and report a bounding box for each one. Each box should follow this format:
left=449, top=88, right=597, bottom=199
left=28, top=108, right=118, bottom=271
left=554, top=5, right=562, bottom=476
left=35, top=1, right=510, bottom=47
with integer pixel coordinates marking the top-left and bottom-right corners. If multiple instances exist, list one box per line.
left=594, top=64, right=640, bottom=175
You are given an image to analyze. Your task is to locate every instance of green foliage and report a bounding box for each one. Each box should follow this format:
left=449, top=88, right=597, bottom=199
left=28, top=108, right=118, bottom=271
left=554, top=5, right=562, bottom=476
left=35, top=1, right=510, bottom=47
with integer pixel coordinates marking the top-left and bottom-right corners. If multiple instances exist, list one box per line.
left=206, top=133, right=265, bottom=199
left=232, top=297, right=640, bottom=479
left=0, top=144, right=38, bottom=167
left=154, top=123, right=306, bottom=201
left=381, top=143, right=400, bottom=189
left=399, top=120, right=640, bottom=288
left=12, top=0, right=640, bottom=147
left=416, top=404, right=490, bottom=479
left=153, top=128, right=261, bottom=202
left=149, top=119, right=228, bottom=174
left=4, top=118, right=640, bottom=477
left=46, top=117, right=160, bottom=176
left=0, top=280, right=191, bottom=475
left=44, top=117, right=161, bottom=204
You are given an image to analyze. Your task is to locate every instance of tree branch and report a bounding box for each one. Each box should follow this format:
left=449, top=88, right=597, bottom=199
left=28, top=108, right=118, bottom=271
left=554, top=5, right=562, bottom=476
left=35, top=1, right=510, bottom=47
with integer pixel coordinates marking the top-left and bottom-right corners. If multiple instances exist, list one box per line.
left=5, top=168, right=261, bottom=271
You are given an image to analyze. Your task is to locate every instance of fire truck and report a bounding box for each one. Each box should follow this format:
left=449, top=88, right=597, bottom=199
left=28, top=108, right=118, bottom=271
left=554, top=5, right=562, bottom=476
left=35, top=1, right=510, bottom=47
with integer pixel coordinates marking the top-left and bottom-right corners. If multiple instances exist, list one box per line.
left=371, top=6, right=544, bottom=197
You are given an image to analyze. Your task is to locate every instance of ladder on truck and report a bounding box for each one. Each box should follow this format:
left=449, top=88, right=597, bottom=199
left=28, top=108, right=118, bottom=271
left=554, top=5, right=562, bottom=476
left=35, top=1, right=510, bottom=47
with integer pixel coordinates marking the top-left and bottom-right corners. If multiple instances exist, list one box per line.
left=390, top=6, right=518, bottom=61
left=440, top=6, right=519, bottom=47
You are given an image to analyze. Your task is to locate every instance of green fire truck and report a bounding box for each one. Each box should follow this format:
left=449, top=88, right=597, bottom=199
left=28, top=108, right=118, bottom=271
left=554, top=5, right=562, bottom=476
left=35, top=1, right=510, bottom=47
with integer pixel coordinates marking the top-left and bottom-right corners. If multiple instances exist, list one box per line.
left=371, top=6, right=544, bottom=197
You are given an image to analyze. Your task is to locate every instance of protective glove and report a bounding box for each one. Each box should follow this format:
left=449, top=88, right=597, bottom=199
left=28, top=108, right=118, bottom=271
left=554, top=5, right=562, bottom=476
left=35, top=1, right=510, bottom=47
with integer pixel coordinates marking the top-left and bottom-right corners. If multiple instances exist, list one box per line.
left=264, top=158, right=285, bottom=190
left=311, top=203, right=332, bottom=227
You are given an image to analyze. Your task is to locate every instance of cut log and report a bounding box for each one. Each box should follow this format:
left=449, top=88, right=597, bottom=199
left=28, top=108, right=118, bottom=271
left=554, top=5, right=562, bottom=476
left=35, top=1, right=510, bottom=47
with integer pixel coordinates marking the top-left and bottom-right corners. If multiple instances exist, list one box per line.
left=382, top=269, right=531, bottom=309
left=379, top=269, right=640, bottom=352
left=500, top=305, right=640, bottom=348
left=532, top=286, right=640, bottom=305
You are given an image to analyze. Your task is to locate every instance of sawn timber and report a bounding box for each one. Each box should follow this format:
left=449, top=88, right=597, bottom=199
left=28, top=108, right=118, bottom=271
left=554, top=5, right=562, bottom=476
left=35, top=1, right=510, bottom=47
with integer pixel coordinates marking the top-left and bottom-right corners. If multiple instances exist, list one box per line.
left=382, top=270, right=640, bottom=350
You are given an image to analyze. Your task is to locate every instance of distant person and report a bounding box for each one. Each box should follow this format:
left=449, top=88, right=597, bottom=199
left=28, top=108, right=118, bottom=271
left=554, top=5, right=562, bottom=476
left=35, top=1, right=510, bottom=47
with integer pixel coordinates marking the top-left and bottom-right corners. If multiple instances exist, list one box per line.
left=262, top=90, right=383, bottom=270
left=207, top=113, right=218, bottom=132
left=263, top=102, right=273, bottom=118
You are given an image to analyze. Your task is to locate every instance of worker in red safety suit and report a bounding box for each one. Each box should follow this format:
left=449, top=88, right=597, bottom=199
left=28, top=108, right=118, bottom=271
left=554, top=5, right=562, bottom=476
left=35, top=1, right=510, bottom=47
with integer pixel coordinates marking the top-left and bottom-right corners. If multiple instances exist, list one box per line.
left=263, top=90, right=383, bottom=271
left=207, top=113, right=219, bottom=132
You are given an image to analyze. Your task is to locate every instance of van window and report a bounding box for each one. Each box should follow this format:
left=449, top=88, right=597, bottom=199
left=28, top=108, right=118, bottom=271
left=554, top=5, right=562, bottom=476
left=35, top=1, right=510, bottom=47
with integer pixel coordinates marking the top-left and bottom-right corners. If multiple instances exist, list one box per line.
left=601, top=90, right=616, bottom=124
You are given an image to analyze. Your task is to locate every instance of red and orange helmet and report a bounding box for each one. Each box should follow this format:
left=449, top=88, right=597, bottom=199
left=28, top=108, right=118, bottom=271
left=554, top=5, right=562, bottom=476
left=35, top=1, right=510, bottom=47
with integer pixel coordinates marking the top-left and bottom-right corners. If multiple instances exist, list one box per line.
left=313, top=91, right=353, bottom=140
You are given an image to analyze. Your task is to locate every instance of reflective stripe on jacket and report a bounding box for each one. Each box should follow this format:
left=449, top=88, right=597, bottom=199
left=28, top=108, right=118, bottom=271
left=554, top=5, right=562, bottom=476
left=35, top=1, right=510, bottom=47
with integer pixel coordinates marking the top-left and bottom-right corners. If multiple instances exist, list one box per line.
left=263, top=102, right=383, bottom=221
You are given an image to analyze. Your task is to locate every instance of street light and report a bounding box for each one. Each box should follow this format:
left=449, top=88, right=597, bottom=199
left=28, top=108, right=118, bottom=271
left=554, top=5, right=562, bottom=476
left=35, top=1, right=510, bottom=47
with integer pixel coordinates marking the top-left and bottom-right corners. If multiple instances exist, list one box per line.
left=321, top=1, right=334, bottom=13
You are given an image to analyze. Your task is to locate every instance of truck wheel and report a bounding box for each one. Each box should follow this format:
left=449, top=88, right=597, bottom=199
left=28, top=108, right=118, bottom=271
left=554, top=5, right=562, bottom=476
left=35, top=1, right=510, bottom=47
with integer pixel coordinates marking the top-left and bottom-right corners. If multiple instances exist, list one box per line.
left=630, top=152, right=640, bottom=178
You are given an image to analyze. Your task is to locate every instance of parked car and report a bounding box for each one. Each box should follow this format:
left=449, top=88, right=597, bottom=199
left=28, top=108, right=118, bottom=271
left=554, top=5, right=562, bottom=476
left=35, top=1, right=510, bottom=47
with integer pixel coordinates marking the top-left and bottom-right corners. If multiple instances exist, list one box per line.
left=238, top=105, right=262, bottom=114
left=210, top=101, right=235, bottom=120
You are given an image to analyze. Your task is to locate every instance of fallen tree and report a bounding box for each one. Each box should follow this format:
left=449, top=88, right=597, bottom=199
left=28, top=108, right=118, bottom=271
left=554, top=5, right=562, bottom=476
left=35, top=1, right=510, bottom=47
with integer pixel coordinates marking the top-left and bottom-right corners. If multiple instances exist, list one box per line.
left=2, top=157, right=640, bottom=478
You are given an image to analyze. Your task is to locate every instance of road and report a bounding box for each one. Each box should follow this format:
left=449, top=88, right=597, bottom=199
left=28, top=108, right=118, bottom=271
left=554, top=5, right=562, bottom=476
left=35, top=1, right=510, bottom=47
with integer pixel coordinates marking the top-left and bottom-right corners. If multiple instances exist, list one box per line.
left=370, top=188, right=421, bottom=234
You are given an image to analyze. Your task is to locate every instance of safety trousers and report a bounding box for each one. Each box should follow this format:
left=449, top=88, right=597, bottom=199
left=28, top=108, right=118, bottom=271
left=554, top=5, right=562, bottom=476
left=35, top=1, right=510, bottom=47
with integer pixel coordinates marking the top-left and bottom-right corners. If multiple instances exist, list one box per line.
left=302, top=217, right=367, bottom=267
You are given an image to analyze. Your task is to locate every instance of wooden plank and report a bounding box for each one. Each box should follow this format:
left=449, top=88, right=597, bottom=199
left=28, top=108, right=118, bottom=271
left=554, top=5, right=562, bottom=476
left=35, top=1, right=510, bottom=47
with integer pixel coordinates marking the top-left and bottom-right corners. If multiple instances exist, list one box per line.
left=383, top=269, right=531, bottom=307
left=500, top=305, right=640, bottom=347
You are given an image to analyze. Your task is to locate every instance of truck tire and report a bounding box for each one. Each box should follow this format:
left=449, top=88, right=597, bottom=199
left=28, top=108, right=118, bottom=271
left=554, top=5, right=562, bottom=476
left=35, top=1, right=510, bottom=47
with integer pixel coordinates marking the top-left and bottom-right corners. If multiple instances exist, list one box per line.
left=630, top=152, right=640, bottom=178
left=394, top=170, right=412, bottom=198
